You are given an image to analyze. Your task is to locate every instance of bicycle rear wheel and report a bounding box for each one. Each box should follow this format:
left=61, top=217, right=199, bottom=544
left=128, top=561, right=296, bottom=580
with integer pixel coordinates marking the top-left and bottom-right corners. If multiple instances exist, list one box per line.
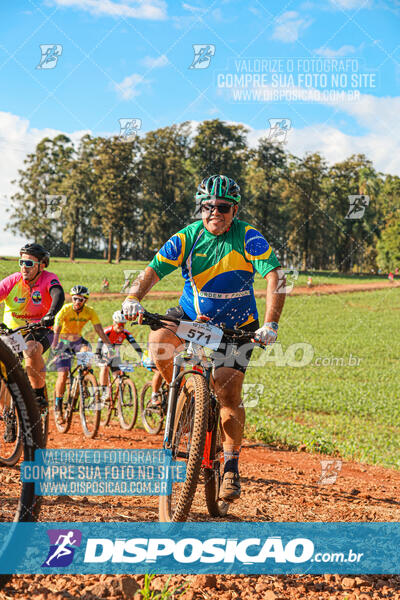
left=0, top=338, right=43, bottom=587
left=117, top=378, right=138, bottom=431
left=140, top=382, right=164, bottom=435
left=79, top=372, right=100, bottom=439
left=159, top=374, right=209, bottom=523
left=100, top=395, right=113, bottom=427
left=54, top=378, right=75, bottom=434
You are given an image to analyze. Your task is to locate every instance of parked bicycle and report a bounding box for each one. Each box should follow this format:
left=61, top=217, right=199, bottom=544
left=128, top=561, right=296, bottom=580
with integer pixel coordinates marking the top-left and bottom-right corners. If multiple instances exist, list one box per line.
left=138, top=310, right=264, bottom=522
left=49, top=347, right=101, bottom=438
left=97, top=359, right=138, bottom=430
left=0, top=322, right=50, bottom=452
left=0, top=334, right=44, bottom=588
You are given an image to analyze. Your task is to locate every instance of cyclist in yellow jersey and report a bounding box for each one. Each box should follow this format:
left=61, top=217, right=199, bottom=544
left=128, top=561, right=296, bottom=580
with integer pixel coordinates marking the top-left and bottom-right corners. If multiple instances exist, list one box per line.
left=51, top=285, right=110, bottom=420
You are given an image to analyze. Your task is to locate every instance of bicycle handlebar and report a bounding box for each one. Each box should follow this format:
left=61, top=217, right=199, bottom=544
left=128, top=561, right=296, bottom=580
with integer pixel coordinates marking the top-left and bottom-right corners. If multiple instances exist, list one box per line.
left=137, top=310, right=265, bottom=347
left=0, top=321, right=47, bottom=335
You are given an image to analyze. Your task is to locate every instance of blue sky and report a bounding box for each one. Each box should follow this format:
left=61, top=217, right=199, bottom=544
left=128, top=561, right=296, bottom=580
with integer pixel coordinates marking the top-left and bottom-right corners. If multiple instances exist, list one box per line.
left=0, top=0, right=399, bottom=253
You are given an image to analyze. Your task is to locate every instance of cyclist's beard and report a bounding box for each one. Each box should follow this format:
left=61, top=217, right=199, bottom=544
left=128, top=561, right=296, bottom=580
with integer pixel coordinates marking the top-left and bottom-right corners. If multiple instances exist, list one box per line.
left=22, top=265, right=41, bottom=283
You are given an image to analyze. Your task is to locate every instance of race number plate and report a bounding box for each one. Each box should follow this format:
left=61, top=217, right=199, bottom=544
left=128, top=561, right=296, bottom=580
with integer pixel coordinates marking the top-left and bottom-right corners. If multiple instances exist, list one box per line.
left=176, top=320, right=223, bottom=350
left=1, top=332, right=27, bottom=354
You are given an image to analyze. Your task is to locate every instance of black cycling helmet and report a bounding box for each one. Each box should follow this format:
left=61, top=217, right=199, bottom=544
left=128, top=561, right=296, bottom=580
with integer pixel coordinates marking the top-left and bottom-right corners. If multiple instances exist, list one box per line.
left=20, top=243, right=50, bottom=267
left=70, top=285, right=90, bottom=299
left=195, top=174, right=241, bottom=204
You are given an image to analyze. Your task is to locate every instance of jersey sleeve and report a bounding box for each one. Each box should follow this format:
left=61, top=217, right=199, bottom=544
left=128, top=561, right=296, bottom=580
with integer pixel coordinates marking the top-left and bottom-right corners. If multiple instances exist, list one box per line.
left=0, top=273, right=20, bottom=302
left=45, top=271, right=62, bottom=290
left=125, top=331, right=143, bottom=358
left=149, top=231, right=186, bottom=280
left=89, top=307, right=101, bottom=326
left=54, top=305, right=66, bottom=328
left=244, top=226, right=281, bottom=277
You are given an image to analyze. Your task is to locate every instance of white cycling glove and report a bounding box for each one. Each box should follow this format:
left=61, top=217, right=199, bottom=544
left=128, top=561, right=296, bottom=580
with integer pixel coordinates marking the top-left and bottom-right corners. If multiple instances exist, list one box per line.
left=254, top=321, right=278, bottom=345
left=122, top=297, right=145, bottom=322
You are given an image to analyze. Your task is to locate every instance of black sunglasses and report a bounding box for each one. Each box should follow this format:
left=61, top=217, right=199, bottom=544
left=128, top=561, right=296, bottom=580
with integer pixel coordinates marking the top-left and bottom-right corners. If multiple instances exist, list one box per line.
left=201, top=203, right=233, bottom=215
left=19, top=259, right=40, bottom=268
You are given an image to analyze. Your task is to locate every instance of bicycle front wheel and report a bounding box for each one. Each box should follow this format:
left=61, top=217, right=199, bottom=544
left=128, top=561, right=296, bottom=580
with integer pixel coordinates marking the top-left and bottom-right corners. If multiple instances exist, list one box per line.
left=117, top=378, right=138, bottom=431
left=0, top=397, right=22, bottom=467
left=140, top=382, right=164, bottom=435
left=79, top=372, right=100, bottom=439
left=0, top=338, right=43, bottom=588
left=159, top=374, right=209, bottom=523
left=204, top=426, right=230, bottom=518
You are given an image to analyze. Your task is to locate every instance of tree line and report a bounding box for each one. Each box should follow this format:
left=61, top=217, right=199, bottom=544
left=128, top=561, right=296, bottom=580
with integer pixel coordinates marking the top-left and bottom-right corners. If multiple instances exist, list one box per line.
left=7, top=119, right=400, bottom=271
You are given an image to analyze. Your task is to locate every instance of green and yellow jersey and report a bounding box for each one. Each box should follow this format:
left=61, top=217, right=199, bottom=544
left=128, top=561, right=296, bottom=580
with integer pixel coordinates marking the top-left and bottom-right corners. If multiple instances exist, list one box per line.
left=149, top=219, right=280, bottom=328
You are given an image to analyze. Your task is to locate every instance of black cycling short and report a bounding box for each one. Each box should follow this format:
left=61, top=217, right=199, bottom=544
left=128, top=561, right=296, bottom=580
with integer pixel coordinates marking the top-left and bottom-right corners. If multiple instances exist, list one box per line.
left=23, top=327, right=53, bottom=353
left=165, top=306, right=259, bottom=374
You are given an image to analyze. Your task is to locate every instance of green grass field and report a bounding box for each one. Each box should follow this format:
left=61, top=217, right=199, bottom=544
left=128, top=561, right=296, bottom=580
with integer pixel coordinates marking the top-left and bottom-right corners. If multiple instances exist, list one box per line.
left=0, top=257, right=389, bottom=295
left=44, top=287, right=399, bottom=470
left=1, top=257, right=398, bottom=469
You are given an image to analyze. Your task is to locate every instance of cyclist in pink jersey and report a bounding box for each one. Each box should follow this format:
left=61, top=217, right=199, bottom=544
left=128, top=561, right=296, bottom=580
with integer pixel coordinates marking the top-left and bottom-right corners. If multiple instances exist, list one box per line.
left=0, top=243, right=65, bottom=412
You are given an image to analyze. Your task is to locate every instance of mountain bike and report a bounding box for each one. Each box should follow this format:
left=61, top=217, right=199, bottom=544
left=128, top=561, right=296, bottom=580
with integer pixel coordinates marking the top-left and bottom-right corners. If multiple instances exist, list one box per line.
left=51, top=349, right=101, bottom=438
left=0, top=334, right=44, bottom=588
left=138, top=310, right=264, bottom=523
left=0, top=322, right=50, bottom=456
left=98, top=360, right=138, bottom=430
left=140, top=377, right=168, bottom=435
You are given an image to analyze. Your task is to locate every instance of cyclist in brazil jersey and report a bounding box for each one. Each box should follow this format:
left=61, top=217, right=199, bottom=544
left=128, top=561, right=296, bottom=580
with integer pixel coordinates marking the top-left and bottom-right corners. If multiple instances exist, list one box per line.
left=122, top=175, right=286, bottom=502
left=95, top=310, right=143, bottom=402
left=0, top=243, right=64, bottom=419
left=51, top=285, right=110, bottom=421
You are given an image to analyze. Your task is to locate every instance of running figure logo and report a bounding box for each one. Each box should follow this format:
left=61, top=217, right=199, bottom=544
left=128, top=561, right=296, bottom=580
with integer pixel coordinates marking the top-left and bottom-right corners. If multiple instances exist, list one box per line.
left=318, top=460, right=342, bottom=485
left=118, top=119, right=142, bottom=142
left=345, top=195, right=370, bottom=220
left=36, top=45, right=63, bottom=69
left=267, top=119, right=292, bottom=143
left=189, top=45, right=215, bottom=69
left=42, top=529, right=82, bottom=567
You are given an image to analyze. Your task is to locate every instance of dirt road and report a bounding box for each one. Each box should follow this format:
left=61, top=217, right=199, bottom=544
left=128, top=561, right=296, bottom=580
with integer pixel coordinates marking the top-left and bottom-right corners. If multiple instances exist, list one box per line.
left=3, top=419, right=400, bottom=599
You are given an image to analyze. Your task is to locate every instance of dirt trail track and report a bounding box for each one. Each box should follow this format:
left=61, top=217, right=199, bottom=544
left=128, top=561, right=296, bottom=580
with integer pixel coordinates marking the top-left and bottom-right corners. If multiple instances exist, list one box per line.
left=85, top=280, right=400, bottom=301
left=3, top=419, right=400, bottom=600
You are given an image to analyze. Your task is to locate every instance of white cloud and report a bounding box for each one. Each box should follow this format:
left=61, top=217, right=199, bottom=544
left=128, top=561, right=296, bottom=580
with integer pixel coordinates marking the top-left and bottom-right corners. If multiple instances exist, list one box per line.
left=113, top=73, right=148, bottom=99
left=329, top=0, right=372, bottom=8
left=245, top=93, right=400, bottom=174
left=0, top=112, right=90, bottom=255
left=141, top=54, right=169, bottom=69
left=315, top=44, right=356, bottom=57
left=272, top=11, right=312, bottom=43
left=47, top=0, right=167, bottom=19
left=182, top=2, right=203, bottom=12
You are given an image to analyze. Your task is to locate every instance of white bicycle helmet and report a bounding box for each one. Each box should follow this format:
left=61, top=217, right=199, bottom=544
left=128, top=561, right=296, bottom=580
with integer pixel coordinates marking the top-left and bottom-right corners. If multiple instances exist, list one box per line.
left=113, top=310, right=126, bottom=323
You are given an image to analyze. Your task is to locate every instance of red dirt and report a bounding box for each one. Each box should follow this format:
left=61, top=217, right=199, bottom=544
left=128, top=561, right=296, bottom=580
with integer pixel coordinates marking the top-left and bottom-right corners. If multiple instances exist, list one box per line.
left=2, top=417, right=400, bottom=599
left=81, top=280, right=400, bottom=301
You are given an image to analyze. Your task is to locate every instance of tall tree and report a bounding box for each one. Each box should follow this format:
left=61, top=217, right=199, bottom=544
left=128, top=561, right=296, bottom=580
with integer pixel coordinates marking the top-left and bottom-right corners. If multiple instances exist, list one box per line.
left=243, top=139, right=288, bottom=258
left=7, top=135, right=74, bottom=254
left=139, top=123, right=192, bottom=253
left=59, top=135, right=99, bottom=260
left=283, top=152, right=328, bottom=270
left=377, top=217, right=400, bottom=271
left=327, top=155, right=382, bottom=272
left=189, top=119, right=249, bottom=182
left=92, top=136, right=140, bottom=263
